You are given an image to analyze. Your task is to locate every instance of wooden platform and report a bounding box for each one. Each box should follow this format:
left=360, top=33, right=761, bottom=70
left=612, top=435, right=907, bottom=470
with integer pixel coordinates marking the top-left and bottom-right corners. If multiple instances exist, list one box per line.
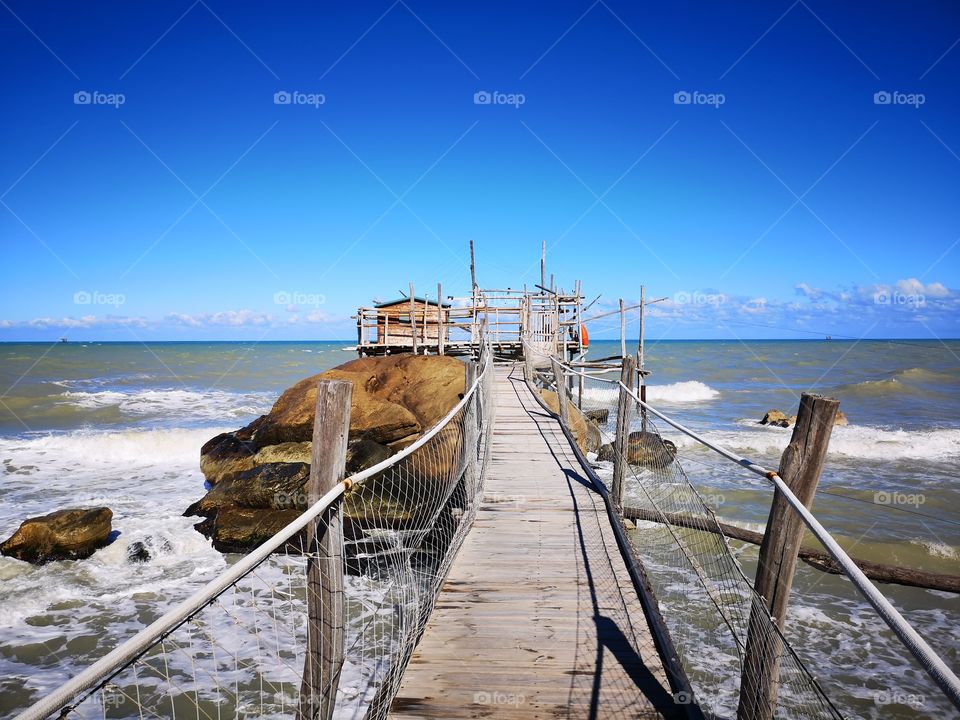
left=390, top=364, right=674, bottom=719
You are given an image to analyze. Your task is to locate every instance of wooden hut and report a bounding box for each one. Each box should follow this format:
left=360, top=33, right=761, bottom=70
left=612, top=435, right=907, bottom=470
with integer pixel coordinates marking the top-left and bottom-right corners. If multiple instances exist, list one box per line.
left=373, top=297, right=450, bottom=346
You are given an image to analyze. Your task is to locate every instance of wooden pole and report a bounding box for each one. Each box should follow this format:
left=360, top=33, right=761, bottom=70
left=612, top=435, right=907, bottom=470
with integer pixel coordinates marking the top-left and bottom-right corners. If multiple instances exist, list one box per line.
left=638, top=286, right=647, bottom=432
left=469, top=239, right=477, bottom=290
left=612, top=355, right=636, bottom=510
left=619, top=298, right=626, bottom=359
left=540, top=240, right=546, bottom=291
left=438, top=282, right=445, bottom=355
left=409, top=282, right=417, bottom=355
left=620, top=505, right=960, bottom=594
left=550, top=357, right=570, bottom=426
left=737, top=393, right=840, bottom=720
left=299, top=380, right=352, bottom=720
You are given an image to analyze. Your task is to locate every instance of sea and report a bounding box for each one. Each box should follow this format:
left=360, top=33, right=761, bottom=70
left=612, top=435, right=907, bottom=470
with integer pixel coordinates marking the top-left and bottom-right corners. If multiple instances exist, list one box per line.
left=0, top=339, right=957, bottom=719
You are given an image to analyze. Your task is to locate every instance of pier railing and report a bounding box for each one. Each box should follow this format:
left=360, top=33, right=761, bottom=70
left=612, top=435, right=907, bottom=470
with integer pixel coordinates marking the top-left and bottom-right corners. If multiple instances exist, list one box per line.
left=533, top=349, right=960, bottom=719
left=14, top=341, right=495, bottom=720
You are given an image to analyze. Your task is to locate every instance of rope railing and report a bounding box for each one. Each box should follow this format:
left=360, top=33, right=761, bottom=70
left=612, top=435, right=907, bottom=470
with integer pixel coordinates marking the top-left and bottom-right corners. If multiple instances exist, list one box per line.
left=14, top=341, right=496, bottom=720
left=616, top=379, right=960, bottom=713
left=535, top=346, right=960, bottom=718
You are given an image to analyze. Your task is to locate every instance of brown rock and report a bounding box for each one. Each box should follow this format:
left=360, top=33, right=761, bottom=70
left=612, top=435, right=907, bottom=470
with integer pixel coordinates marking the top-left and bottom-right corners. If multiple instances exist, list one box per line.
left=540, top=390, right=602, bottom=454
left=190, top=354, right=467, bottom=552
left=1, top=507, right=113, bottom=564
left=760, top=409, right=791, bottom=427
left=597, top=431, right=677, bottom=467
left=194, top=507, right=303, bottom=554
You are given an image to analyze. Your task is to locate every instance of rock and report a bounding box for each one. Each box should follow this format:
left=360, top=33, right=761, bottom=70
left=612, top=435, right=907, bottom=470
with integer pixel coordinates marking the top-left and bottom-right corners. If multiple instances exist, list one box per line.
left=760, top=409, right=791, bottom=427
left=597, top=432, right=677, bottom=467
left=540, top=390, right=602, bottom=455
left=760, top=408, right=848, bottom=428
left=194, top=507, right=304, bottom=554
left=1, top=507, right=113, bottom=564
left=584, top=409, right=609, bottom=425
left=190, top=354, right=467, bottom=552
left=127, top=541, right=151, bottom=563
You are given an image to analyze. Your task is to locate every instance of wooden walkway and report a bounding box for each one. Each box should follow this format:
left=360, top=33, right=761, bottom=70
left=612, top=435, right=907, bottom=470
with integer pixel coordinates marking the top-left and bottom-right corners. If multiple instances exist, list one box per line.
left=391, top=364, right=674, bottom=719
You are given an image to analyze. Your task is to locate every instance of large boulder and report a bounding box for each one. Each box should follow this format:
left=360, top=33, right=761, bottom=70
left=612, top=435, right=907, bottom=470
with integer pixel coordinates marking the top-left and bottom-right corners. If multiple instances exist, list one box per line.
left=597, top=431, right=678, bottom=467
left=189, top=354, right=467, bottom=552
left=1, top=507, right=113, bottom=564
left=539, top=389, right=602, bottom=454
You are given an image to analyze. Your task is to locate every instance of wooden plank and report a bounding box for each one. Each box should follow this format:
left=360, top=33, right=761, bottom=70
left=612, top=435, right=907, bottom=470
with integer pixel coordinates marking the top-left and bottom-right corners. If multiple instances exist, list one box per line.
left=391, top=364, right=670, bottom=719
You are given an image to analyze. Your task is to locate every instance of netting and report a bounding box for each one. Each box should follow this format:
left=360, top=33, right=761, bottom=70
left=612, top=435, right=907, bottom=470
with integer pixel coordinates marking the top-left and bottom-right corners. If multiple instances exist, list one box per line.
left=529, top=359, right=842, bottom=720
left=17, top=342, right=495, bottom=720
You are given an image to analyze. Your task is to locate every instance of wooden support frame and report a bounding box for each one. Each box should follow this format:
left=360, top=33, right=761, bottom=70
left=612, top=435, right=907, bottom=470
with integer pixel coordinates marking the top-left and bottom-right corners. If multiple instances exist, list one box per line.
left=737, top=393, right=840, bottom=720
left=299, top=380, right=352, bottom=720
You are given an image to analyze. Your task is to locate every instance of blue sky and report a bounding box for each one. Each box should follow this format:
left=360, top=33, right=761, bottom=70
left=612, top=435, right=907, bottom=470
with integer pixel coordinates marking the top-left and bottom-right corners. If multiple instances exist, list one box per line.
left=1, top=0, right=958, bottom=340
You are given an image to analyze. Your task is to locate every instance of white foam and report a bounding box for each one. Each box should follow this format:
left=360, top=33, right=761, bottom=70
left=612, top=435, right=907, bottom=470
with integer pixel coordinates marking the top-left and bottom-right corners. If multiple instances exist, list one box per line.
left=58, top=388, right=272, bottom=420
left=686, top=423, right=960, bottom=461
left=582, top=380, right=719, bottom=406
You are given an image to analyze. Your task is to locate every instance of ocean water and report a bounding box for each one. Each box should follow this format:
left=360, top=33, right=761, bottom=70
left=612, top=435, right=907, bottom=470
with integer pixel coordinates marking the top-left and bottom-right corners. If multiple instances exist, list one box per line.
left=0, top=339, right=958, bottom=718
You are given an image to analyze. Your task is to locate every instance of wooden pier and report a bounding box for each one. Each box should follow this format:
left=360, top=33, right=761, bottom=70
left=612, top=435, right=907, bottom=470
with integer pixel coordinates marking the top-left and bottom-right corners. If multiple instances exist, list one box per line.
left=391, top=364, right=674, bottom=719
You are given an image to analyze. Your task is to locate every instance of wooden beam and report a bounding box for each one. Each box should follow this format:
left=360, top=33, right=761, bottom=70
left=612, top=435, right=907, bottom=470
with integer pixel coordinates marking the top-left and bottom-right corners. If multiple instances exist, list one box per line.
left=612, top=355, right=636, bottom=510
left=299, top=379, right=352, bottom=720
left=620, top=506, right=960, bottom=594
left=738, top=393, right=840, bottom=720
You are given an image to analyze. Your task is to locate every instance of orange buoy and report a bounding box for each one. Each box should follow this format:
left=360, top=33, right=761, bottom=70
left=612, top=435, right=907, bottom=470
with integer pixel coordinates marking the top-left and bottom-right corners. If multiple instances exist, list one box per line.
left=580, top=323, right=589, bottom=348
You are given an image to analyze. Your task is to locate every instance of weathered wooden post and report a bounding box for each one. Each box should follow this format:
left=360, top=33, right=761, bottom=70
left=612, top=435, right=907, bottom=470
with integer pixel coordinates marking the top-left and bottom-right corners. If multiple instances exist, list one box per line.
left=300, top=380, right=353, bottom=720
left=550, top=357, right=570, bottom=426
left=637, top=285, right=648, bottom=433
left=737, top=393, right=840, bottom=720
left=409, top=282, right=417, bottom=355
left=437, top=282, right=445, bottom=355
left=612, top=355, right=636, bottom=510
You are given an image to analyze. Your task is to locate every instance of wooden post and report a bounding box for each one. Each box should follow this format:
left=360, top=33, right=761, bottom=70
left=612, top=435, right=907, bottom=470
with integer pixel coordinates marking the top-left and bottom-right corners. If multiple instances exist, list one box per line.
left=737, top=393, right=840, bottom=720
left=540, top=240, right=546, bottom=291
left=383, top=314, right=389, bottom=347
left=612, top=355, right=636, bottom=510
left=299, top=380, right=352, bottom=720
left=409, top=283, right=417, bottom=355
left=470, top=239, right=477, bottom=290
left=438, top=282, right=445, bottom=355
left=638, top=286, right=647, bottom=433
left=550, top=357, right=569, bottom=426
left=619, top=298, right=626, bottom=359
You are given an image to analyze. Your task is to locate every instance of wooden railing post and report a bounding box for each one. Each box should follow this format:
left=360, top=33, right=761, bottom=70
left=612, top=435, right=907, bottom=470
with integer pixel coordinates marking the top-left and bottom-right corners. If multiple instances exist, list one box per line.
left=738, top=393, right=839, bottom=720
left=299, top=380, right=352, bottom=720
left=550, top=357, right=569, bottom=426
left=612, top=355, right=636, bottom=510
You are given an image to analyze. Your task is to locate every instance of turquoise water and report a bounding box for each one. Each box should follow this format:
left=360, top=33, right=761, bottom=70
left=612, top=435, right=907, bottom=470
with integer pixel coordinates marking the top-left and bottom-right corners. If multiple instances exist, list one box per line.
left=0, top=339, right=958, bottom=718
